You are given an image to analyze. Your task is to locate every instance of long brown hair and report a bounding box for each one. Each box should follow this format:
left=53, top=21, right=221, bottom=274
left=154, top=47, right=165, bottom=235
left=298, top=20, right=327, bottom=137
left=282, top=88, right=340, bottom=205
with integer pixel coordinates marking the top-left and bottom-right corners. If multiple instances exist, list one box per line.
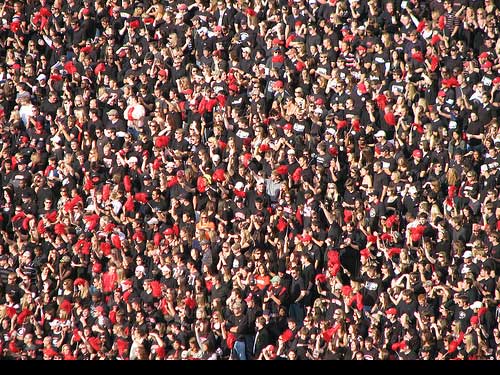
left=446, top=167, right=459, bottom=187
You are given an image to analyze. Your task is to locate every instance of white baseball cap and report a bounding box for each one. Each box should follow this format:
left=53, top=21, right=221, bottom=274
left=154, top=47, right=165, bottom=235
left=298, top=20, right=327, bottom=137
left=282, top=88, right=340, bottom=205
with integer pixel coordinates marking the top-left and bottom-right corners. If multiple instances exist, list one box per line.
left=147, top=217, right=159, bottom=225
left=470, top=301, right=482, bottom=310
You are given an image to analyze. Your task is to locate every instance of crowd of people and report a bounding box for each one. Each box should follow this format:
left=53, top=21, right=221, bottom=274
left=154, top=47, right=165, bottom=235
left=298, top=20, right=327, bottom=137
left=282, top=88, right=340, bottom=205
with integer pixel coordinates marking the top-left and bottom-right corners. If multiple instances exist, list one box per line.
left=0, top=0, right=499, bottom=361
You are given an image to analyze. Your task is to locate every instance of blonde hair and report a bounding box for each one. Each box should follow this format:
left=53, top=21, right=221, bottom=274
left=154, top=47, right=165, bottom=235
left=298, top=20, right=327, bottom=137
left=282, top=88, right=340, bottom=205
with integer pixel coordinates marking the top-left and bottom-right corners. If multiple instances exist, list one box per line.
left=464, top=333, right=477, bottom=354
left=9, top=109, right=21, bottom=123
left=150, top=4, right=165, bottom=20
left=19, top=293, right=35, bottom=311
left=0, top=305, right=6, bottom=321
left=446, top=168, right=459, bottom=187
left=430, top=204, right=443, bottom=223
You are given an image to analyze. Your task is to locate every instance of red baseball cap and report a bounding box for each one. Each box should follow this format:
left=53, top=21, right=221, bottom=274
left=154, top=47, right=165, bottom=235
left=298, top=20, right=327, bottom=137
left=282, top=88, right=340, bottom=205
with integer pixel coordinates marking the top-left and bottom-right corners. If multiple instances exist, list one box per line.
left=273, top=80, right=284, bottom=88
left=481, top=61, right=493, bottom=69
left=386, top=307, right=397, bottom=315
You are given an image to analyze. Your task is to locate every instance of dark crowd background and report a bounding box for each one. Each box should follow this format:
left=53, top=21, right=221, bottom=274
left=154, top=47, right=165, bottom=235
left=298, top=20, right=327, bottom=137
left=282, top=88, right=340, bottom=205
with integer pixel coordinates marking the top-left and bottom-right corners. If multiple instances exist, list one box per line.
left=0, top=0, right=500, bottom=361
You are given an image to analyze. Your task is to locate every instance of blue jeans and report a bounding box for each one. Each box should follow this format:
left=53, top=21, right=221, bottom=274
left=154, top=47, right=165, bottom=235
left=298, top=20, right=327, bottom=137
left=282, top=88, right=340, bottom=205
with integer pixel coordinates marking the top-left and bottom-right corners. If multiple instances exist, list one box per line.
left=233, top=340, right=247, bottom=360
left=289, top=303, right=305, bottom=327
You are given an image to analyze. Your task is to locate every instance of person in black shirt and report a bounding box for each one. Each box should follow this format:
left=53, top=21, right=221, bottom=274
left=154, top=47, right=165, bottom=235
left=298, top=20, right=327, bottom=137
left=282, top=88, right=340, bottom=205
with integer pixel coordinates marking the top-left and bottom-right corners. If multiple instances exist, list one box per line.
left=452, top=295, right=474, bottom=332
left=487, top=231, right=500, bottom=272
left=366, top=192, right=386, bottom=232
left=458, top=250, right=480, bottom=280
left=338, top=221, right=366, bottom=282
left=288, top=267, right=307, bottom=324
left=372, top=162, right=389, bottom=201
left=342, top=179, right=362, bottom=210
left=251, top=316, right=271, bottom=359
left=227, top=301, right=250, bottom=360
left=139, top=279, right=156, bottom=305
left=361, top=265, right=383, bottom=310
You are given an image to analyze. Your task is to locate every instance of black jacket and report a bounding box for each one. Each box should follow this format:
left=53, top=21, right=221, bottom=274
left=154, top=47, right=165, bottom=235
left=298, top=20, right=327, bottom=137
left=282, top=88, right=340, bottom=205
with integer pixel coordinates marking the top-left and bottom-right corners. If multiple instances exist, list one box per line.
left=252, top=326, right=271, bottom=358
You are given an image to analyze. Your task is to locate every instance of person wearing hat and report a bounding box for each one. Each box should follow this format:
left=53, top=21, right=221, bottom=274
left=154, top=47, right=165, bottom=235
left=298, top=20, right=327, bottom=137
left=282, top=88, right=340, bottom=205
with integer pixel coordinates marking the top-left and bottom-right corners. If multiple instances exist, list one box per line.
left=272, top=79, right=290, bottom=104
left=264, top=275, right=288, bottom=321
left=383, top=306, right=403, bottom=350
left=159, top=266, right=178, bottom=290
left=232, top=16, right=256, bottom=48
left=132, top=262, right=147, bottom=293
left=105, top=108, right=126, bottom=133
left=283, top=147, right=300, bottom=174
left=355, top=43, right=369, bottom=64
left=12, top=156, right=32, bottom=185
left=35, top=73, right=49, bottom=96
left=127, top=155, right=139, bottom=167
left=20, top=191, right=37, bottom=216
left=199, top=239, right=213, bottom=270
left=408, top=148, right=429, bottom=181
left=374, top=130, right=388, bottom=151
left=238, top=46, right=253, bottom=73
left=458, top=250, right=480, bottom=280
